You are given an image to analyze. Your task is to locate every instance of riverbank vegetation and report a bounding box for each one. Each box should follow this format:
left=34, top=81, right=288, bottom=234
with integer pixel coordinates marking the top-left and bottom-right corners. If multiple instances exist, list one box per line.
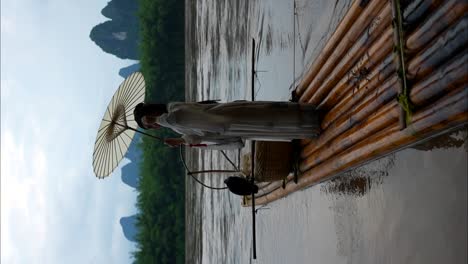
left=132, top=0, right=185, bottom=263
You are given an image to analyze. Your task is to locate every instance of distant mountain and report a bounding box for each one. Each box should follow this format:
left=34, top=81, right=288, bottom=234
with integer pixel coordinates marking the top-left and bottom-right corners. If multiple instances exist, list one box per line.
left=122, top=133, right=141, bottom=189
left=101, top=0, right=137, bottom=21
left=122, top=162, right=139, bottom=188
left=125, top=133, right=142, bottom=162
left=120, top=215, right=138, bottom=242
left=90, top=0, right=139, bottom=59
left=120, top=135, right=141, bottom=243
left=119, top=63, right=141, bottom=78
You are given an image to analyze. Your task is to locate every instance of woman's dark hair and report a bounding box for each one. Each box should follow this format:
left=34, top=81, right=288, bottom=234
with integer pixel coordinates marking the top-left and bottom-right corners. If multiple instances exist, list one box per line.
left=133, top=103, right=167, bottom=129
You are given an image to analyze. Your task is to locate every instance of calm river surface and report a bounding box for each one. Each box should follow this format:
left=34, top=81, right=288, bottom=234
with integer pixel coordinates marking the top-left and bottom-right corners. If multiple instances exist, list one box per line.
left=184, top=1, right=467, bottom=263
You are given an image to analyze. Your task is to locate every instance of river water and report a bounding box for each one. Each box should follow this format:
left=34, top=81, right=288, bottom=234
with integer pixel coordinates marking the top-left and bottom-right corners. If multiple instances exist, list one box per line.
left=184, top=1, right=468, bottom=263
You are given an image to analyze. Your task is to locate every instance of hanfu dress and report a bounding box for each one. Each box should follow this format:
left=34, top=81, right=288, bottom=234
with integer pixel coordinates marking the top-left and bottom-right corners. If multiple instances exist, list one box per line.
left=156, top=101, right=321, bottom=150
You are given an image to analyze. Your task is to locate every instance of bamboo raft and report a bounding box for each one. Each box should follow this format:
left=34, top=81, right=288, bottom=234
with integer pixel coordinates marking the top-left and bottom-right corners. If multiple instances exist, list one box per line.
left=243, top=0, right=468, bottom=206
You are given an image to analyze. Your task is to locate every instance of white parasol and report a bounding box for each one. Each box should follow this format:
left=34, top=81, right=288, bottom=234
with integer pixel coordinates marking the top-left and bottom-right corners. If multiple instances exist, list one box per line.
left=92, top=72, right=147, bottom=178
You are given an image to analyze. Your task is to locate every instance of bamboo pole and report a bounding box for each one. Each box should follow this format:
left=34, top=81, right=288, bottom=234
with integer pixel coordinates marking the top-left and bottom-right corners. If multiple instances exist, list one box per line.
left=298, top=0, right=444, bottom=95
left=317, top=28, right=393, bottom=110
left=408, top=52, right=468, bottom=106
left=302, top=76, right=399, bottom=159
left=303, top=17, right=468, bottom=158
left=303, top=103, right=400, bottom=171
left=320, top=12, right=467, bottom=130
left=254, top=175, right=295, bottom=199
left=255, top=182, right=274, bottom=191
left=307, top=9, right=392, bottom=105
left=322, top=55, right=395, bottom=129
left=322, top=56, right=394, bottom=127
left=406, top=0, right=468, bottom=53
left=299, top=1, right=390, bottom=102
left=304, top=87, right=467, bottom=186
left=300, top=139, right=312, bottom=147
left=301, top=53, right=467, bottom=171
left=296, top=0, right=376, bottom=95
left=408, top=17, right=468, bottom=80
left=242, top=175, right=295, bottom=203
left=404, top=0, right=445, bottom=31
left=298, top=0, right=447, bottom=99
left=245, top=87, right=468, bottom=206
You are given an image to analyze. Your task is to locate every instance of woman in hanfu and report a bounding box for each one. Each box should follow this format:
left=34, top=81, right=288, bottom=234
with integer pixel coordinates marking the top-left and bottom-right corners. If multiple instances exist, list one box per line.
left=134, top=101, right=321, bottom=150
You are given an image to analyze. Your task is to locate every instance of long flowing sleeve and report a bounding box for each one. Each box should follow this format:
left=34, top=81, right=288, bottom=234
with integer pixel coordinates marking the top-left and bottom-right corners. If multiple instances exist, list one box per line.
left=158, top=102, right=244, bottom=149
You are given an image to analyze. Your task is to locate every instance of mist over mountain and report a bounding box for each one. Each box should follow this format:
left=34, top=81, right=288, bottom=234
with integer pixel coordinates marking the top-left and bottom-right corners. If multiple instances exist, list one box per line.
left=90, top=0, right=139, bottom=59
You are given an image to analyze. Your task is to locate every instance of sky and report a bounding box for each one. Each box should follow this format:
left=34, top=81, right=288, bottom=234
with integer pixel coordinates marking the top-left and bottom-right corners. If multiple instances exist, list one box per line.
left=1, top=0, right=139, bottom=263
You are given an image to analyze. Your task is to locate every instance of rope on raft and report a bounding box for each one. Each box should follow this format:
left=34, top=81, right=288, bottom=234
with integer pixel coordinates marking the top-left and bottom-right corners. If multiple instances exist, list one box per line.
left=220, top=150, right=240, bottom=171
left=179, top=146, right=228, bottom=190
left=392, top=0, right=414, bottom=128
left=179, top=146, right=242, bottom=191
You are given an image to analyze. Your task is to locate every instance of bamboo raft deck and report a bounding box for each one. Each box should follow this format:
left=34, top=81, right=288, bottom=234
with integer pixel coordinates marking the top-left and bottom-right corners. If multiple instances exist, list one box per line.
left=243, top=0, right=468, bottom=206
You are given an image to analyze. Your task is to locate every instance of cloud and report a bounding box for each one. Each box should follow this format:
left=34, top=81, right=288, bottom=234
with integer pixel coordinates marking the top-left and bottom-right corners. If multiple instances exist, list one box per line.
left=0, top=73, right=137, bottom=263
left=1, top=128, right=138, bottom=263
left=0, top=78, right=18, bottom=108
left=1, top=130, right=49, bottom=263
left=0, top=14, right=15, bottom=34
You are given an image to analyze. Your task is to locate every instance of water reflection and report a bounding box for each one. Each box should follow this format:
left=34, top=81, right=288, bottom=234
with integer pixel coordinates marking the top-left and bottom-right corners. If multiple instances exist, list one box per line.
left=321, top=128, right=467, bottom=198
left=323, top=174, right=379, bottom=197
left=412, top=127, right=467, bottom=151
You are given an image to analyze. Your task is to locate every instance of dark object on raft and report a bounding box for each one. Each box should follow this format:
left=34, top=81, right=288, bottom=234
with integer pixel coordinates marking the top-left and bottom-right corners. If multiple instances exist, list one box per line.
left=224, top=176, right=259, bottom=196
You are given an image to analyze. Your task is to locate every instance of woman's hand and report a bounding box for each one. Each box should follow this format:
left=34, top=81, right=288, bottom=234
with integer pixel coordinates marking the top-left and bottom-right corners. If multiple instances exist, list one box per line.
left=164, top=138, right=186, bottom=147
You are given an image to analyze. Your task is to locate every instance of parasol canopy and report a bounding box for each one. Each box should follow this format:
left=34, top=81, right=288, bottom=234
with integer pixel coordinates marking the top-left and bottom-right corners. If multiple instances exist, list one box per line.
left=93, top=72, right=146, bottom=178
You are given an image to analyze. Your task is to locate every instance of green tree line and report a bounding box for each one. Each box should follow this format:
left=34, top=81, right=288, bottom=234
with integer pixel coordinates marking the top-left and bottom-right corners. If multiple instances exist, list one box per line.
left=132, top=0, right=185, bottom=263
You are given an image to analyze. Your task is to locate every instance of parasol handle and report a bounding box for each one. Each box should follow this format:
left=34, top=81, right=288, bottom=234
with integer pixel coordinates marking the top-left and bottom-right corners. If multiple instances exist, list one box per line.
left=124, top=124, right=208, bottom=147
left=124, top=125, right=207, bottom=148
left=108, top=121, right=164, bottom=141
left=123, top=125, right=164, bottom=141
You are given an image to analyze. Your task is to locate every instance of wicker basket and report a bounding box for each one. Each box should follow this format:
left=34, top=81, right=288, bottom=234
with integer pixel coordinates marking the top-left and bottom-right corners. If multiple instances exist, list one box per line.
left=241, top=141, right=293, bottom=182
